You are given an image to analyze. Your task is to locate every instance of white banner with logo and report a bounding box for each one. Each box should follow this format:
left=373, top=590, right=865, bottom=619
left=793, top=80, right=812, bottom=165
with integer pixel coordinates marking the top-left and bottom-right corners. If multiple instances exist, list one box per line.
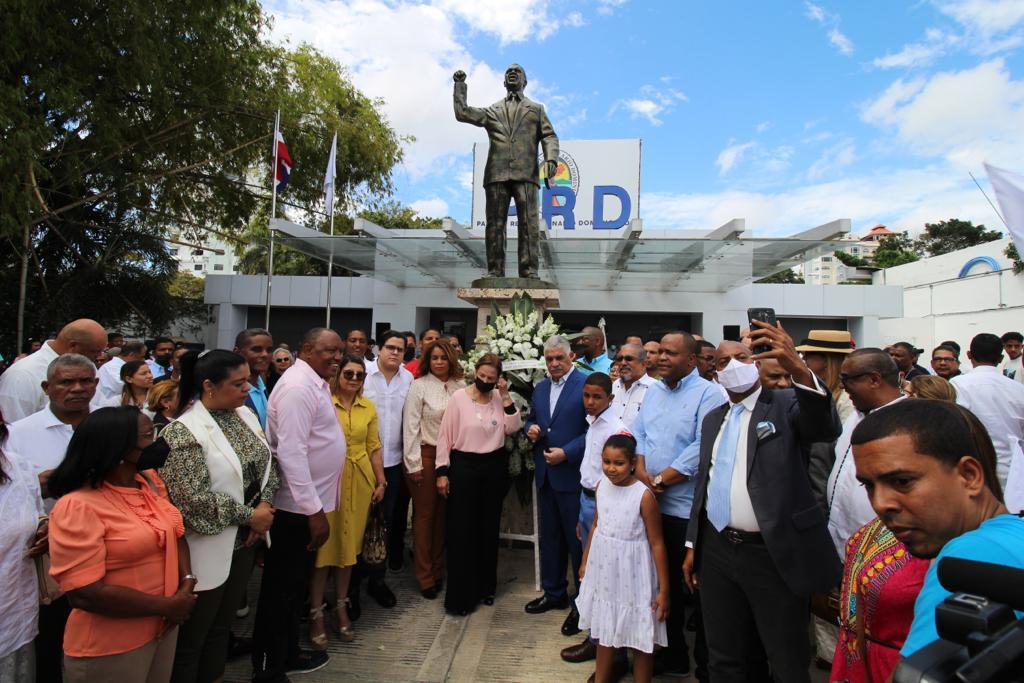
left=470, top=138, right=641, bottom=232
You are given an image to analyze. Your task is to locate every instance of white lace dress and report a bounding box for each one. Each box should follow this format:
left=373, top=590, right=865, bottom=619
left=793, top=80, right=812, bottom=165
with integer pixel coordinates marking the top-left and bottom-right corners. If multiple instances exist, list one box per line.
left=576, top=476, right=667, bottom=653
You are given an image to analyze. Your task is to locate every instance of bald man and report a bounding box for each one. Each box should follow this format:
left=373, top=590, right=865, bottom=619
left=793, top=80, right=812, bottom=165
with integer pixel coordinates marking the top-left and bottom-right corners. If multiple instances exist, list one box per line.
left=574, top=326, right=612, bottom=375
left=0, top=319, right=106, bottom=423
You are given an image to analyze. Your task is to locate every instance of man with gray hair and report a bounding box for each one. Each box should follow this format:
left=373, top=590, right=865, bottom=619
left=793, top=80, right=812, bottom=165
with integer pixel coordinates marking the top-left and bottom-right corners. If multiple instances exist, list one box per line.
left=525, top=334, right=590, bottom=636
left=5, top=353, right=97, bottom=683
left=611, top=342, right=655, bottom=429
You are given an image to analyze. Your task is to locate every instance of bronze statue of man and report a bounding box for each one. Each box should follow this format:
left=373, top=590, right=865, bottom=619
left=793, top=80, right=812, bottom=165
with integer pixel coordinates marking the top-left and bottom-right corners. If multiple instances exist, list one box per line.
left=453, top=64, right=558, bottom=281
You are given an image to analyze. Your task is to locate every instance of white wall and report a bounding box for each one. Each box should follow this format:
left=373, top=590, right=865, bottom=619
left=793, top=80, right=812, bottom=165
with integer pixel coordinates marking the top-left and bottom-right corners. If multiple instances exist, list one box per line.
left=875, top=238, right=1023, bottom=355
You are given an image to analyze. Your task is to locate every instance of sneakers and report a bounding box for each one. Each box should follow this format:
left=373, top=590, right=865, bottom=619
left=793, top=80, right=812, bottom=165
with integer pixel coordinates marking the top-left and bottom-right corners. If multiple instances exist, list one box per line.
left=285, top=649, right=329, bottom=675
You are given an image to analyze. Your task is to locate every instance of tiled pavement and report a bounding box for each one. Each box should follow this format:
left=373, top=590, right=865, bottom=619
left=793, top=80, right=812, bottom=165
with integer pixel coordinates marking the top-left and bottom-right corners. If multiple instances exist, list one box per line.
left=225, top=547, right=830, bottom=682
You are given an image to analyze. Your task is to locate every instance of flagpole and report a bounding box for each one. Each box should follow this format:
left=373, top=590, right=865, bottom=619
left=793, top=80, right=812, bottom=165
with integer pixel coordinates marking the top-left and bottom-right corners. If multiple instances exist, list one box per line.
left=265, top=110, right=280, bottom=330
left=324, top=131, right=338, bottom=328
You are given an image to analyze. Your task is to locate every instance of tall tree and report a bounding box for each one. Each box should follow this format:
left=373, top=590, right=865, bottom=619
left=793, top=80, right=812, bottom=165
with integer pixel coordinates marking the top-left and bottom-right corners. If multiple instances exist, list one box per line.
left=1, top=2, right=404, bottom=353
left=873, top=231, right=920, bottom=269
left=914, top=219, right=1002, bottom=256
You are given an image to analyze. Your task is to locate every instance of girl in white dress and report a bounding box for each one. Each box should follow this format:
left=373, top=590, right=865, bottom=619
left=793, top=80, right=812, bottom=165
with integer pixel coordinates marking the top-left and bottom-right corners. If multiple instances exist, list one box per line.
left=577, top=433, right=669, bottom=683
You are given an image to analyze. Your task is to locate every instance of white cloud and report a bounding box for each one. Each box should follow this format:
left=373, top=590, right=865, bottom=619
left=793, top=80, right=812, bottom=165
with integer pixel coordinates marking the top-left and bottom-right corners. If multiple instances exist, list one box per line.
left=807, top=139, right=856, bottom=179
left=716, top=141, right=756, bottom=175
left=597, top=0, right=629, bottom=16
left=936, top=0, right=1024, bottom=39
left=828, top=28, right=855, bottom=55
left=610, top=84, right=687, bottom=126
left=873, top=41, right=947, bottom=69
left=803, top=2, right=855, bottom=56
left=643, top=165, right=995, bottom=236
left=756, top=121, right=771, bottom=133
left=804, top=2, right=827, bottom=24
left=410, top=196, right=450, bottom=217
left=432, top=0, right=582, bottom=44
left=861, top=59, right=1024, bottom=168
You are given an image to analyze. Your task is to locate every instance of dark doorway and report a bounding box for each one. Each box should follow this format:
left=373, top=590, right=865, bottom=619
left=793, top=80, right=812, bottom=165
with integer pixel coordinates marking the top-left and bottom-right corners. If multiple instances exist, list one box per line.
left=246, top=307, right=373, bottom=350
left=429, top=308, right=478, bottom=351
left=549, top=311, right=693, bottom=350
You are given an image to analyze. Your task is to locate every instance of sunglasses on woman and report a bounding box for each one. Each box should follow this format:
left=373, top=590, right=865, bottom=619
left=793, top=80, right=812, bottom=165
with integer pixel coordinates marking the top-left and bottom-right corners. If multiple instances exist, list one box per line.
left=341, top=370, right=366, bottom=381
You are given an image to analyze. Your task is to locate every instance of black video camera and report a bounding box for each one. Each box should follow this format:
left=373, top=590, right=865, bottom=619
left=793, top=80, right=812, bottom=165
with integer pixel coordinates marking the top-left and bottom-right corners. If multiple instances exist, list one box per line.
left=894, top=557, right=1024, bottom=682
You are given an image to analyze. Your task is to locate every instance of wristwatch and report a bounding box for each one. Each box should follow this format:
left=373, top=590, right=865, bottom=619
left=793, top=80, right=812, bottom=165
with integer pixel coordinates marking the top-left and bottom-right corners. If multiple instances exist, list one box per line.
left=182, top=573, right=198, bottom=584
left=652, top=474, right=663, bottom=487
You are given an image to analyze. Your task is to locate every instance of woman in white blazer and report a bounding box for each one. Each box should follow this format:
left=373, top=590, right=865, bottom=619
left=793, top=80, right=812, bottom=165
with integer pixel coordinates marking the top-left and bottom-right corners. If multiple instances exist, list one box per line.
left=160, top=350, right=280, bottom=683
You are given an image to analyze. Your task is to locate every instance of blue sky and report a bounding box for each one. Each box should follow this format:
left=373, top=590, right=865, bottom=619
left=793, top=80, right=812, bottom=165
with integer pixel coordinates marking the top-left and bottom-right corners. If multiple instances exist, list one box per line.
left=263, top=0, right=1024, bottom=236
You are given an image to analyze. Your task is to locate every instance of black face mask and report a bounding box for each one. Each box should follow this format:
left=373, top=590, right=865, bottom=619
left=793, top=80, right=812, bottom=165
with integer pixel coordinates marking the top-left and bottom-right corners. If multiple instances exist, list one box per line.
left=134, top=437, right=170, bottom=471
left=404, top=347, right=416, bottom=362
left=474, top=378, right=497, bottom=394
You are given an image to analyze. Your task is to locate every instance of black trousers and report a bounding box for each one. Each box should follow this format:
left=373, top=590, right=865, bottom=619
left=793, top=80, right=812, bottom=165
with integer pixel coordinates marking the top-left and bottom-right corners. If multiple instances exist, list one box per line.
left=36, top=595, right=71, bottom=682
left=444, top=449, right=508, bottom=612
left=172, top=543, right=256, bottom=683
left=484, top=181, right=540, bottom=277
left=251, top=511, right=313, bottom=681
left=698, top=518, right=810, bottom=683
left=662, top=514, right=701, bottom=671
left=353, top=464, right=408, bottom=588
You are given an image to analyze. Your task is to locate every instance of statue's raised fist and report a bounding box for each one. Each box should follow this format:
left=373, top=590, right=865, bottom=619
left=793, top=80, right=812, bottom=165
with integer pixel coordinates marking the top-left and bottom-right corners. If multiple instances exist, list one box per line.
left=453, top=70, right=467, bottom=83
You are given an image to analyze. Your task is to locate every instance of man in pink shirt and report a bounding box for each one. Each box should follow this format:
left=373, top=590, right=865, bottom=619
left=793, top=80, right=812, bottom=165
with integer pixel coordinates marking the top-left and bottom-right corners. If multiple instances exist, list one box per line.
left=252, top=328, right=345, bottom=681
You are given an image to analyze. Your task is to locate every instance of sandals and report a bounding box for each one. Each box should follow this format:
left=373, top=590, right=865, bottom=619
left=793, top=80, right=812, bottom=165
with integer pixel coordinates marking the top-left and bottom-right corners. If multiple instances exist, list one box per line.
left=331, top=599, right=355, bottom=643
left=308, top=604, right=328, bottom=650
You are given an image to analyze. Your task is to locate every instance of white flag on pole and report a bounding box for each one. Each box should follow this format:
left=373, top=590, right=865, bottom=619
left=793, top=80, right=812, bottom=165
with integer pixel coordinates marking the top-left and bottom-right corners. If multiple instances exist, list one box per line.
left=984, top=163, right=1024, bottom=254
left=324, top=132, right=337, bottom=214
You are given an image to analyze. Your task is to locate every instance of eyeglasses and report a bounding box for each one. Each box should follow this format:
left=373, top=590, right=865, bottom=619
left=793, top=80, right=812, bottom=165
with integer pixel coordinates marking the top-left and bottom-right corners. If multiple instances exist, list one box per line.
left=614, top=355, right=638, bottom=363
left=274, top=358, right=290, bottom=363
left=382, top=344, right=404, bottom=353
left=341, top=370, right=366, bottom=381
left=839, top=372, right=873, bottom=385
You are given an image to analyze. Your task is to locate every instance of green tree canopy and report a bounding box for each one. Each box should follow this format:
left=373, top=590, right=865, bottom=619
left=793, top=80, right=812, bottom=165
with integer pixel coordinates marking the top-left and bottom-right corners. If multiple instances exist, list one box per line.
left=755, top=268, right=805, bottom=284
left=1, top=2, right=405, bottom=351
left=873, top=231, right=920, bottom=269
left=914, top=219, right=1002, bottom=257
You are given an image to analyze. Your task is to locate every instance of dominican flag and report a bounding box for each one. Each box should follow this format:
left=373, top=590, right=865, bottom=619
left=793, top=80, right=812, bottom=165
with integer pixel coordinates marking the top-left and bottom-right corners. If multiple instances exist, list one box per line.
left=274, top=129, right=293, bottom=193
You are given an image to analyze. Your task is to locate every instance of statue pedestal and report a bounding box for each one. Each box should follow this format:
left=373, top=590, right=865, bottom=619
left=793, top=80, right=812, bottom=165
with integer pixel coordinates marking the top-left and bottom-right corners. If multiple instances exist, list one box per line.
left=458, top=286, right=560, bottom=337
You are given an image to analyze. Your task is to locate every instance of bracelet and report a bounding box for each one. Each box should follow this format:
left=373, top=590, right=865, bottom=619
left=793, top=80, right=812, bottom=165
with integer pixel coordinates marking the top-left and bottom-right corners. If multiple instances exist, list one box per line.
left=376, top=481, right=387, bottom=488
left=181, top=573, right=198, bottom=584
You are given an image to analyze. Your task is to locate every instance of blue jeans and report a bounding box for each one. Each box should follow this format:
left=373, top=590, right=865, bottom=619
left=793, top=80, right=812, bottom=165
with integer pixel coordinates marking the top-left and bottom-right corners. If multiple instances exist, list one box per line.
left=578, top=491, right=625, bottom=662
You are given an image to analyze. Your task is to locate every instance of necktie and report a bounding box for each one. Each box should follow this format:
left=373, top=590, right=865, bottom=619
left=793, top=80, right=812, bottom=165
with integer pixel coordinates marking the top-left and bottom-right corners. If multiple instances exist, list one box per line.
left=707, top=403, right=746, bottom=532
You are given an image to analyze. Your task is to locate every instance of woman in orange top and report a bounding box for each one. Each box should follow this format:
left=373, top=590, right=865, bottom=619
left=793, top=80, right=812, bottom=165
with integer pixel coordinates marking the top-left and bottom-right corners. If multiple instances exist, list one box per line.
left=47, top=406, right=198, bottom=683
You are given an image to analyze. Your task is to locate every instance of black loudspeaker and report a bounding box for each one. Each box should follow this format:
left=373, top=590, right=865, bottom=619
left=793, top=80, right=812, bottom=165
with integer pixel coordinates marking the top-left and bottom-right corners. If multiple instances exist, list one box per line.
left=723, top=325, right=741, bottom=342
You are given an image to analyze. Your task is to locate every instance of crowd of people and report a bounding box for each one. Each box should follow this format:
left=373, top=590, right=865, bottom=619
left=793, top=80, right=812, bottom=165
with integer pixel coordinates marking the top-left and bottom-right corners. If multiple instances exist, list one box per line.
left=1, top=317, right=1023, bottom=683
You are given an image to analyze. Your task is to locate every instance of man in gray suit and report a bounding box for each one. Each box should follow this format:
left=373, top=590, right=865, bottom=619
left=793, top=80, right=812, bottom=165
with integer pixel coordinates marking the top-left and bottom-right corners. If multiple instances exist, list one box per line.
left=453, top=64, right=558, bottom=280
left=683, top=322, right=842, bottom=682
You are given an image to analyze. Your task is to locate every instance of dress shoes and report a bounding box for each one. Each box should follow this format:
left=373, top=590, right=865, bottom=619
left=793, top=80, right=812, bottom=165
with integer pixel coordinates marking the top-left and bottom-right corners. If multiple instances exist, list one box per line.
left=561, top=605, right=581, bottom=636
left=420, top=586, right=438, bottom=600
left=560, top=638, right=596, bottom=663
left=346, top=590, right=361, bottom=622
left=367, top=579, right=397, bottom=608
left=524, top=594, right=569, bottom=614
left=586, top=659, right=629, bottom=683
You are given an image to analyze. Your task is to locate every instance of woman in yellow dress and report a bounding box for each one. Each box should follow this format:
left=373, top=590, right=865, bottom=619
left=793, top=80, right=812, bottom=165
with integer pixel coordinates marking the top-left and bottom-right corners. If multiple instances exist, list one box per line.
left=309, top=355, right=385, bottom=646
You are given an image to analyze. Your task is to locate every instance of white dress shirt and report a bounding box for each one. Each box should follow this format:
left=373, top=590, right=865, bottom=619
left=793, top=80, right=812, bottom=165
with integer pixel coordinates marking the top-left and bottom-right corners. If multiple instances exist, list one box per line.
left=580, top=409, right=629, bottom=491
left=707, top=387, right=763, bottom=532
left=952, top=366, right=1024, bottom=486
left=548, top=367, right=576, bottom=419
left=95, top=356, right=126, bottom=407
left=0, top=341, right=59, bottom=424
left=364, top=360, right=414, bottom=468
left=826, top=394, right=906, bottom=557
left=4, top=406, right=77, bottom=511
left=611, top=374, right=654, bottom=429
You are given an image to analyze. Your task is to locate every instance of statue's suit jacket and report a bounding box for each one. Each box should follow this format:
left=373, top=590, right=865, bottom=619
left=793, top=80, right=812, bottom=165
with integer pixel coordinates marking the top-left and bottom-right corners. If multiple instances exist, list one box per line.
left=686, top=383, right=843, bottom=596
left=454, top=82, right=558, bottom=187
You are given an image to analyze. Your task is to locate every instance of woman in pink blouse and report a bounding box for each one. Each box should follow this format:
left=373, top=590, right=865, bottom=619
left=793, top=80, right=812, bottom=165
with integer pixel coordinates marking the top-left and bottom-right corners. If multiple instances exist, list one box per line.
left=435, top=354, right=521, bottom=616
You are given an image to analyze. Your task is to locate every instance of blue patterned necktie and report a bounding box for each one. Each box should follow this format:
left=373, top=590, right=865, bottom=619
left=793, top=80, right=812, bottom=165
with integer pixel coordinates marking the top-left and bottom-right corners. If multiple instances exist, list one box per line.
left=707, top=403, right=746, bottom=532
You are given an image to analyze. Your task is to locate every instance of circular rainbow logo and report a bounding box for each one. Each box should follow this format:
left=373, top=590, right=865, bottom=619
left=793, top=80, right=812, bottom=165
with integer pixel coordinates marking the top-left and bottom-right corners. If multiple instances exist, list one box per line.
left=539, top=150, right=580, bottom=206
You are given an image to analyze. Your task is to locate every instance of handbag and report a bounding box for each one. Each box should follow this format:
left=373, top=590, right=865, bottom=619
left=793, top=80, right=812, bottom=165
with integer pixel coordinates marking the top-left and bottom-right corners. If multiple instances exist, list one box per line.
left=361, top=502, right=387, bottom=567
left=34, top=517, right=63, bottom=605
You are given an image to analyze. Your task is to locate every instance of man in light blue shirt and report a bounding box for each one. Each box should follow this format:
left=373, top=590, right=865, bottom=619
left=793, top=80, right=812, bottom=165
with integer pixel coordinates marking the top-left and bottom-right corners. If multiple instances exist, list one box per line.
left=574, top=326, right=613, bottom=375
left=633, top=331, right=725, bottom=676
left=850, top=398, right=1024, bottom=664
left=234, top=328, right=274, bottom=429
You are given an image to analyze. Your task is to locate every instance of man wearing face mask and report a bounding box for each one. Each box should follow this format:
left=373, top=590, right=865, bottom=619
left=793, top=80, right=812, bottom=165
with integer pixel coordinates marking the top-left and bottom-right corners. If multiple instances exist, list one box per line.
left=683, top=321, right=841, bottom=683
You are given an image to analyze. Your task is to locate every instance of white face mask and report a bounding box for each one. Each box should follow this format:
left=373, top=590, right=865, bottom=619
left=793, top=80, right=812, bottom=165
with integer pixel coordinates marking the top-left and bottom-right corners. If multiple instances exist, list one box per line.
left=717, top=357, right=760, bottom=393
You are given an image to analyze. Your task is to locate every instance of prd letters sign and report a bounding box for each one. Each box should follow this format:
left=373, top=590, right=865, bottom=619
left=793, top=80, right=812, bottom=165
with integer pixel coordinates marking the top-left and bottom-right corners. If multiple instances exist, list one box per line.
left=471, top=139, right=641, bottom=231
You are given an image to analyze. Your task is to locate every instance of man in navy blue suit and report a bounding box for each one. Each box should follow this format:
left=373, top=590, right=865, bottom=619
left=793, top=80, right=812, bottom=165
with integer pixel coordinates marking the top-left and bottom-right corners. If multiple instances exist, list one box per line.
left=524, top=335, right=590, bottom=634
